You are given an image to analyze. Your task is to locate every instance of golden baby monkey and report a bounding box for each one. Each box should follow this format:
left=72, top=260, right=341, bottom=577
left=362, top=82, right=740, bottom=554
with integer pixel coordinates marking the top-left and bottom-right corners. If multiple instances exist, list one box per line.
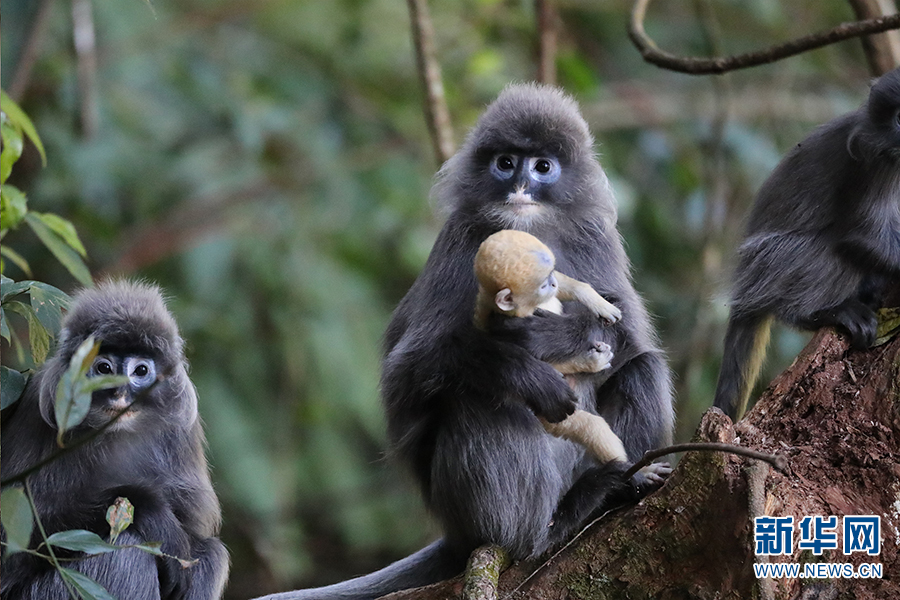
left=473, top=229, right=627, bottom=463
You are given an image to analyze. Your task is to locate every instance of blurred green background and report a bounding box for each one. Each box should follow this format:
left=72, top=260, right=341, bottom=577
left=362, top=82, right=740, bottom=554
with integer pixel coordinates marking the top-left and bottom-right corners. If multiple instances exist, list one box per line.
left=1, top=0, right=889, bottom=596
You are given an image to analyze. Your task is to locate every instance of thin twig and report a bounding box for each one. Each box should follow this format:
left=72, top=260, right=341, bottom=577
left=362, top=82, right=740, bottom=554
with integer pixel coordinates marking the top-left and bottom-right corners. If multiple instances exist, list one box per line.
left=407, top=0, right=454, bottom=165
left=23, top=481, right=81, bottom=600
left=624, top=442, right=788, bottom=480
left=1, top=381, right=159, bottom=487
left=9, top=0, right=57, bottom=101
left=536, top=0, right=558, bottom=85
left=629, top=0, right=900, bottom=75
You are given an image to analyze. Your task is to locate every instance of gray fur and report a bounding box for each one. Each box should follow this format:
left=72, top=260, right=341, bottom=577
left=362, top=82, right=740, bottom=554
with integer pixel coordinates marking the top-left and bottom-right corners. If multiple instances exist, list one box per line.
left=714, top=68, right=900, bottom=419
left=1, top=280, right=229, bottom=599
left=256, top=83, right=674, bottom=600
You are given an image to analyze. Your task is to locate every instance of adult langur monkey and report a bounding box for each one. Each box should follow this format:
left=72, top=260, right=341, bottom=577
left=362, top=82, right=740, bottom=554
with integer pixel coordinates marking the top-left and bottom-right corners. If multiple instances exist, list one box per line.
left=255, top=83, right=674, bottom=600
left=1, top=281, right=229, bottom=600
left=713, top=67, right=900, bottom=421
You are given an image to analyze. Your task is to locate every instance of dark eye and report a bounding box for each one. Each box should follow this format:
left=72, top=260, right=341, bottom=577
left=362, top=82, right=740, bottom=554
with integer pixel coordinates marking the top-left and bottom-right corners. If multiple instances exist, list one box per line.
left=497, top=155, right=515, bottom=170
left=529, top=156, right=560, bottom=184
left=490, top=154, right=517, bottom=180
left=94, top=359, right=114, bottom=375
left=126, top=357, right=156, bottom=387
left=534, top=159, right=552, bottom=174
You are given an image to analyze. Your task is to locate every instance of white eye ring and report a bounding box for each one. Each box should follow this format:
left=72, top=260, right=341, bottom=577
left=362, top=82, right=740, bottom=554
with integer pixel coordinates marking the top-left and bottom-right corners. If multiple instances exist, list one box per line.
left=528, top=157, right=560, bottom=184
left=125, top=357, right=156, bottom=388
left=490, top=154, right=517, bottom=180
left=92, top=357, right=115, bottom=376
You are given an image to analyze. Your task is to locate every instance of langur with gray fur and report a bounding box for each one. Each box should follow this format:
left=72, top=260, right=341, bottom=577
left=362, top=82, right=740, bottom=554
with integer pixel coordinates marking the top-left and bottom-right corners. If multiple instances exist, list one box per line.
left=714, top=67, right=900, bottom=421
left=256, top=83, right=673, bottom=600
left=1, top=281, right=229, bottom=600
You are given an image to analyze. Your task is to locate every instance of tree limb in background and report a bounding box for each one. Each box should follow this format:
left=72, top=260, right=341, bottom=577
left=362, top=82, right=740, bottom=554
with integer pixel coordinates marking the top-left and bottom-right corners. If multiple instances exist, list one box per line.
left=407, top=0, right=454, bottom=166
left=536, top=0, right=558, bottom=85
left=848, top=0, right=900, bottom=76
left=629, top=0, right=900, bottom=75
left=9, top=0, right=57, bottom=102
left=72, top=0, right=99, bottom=138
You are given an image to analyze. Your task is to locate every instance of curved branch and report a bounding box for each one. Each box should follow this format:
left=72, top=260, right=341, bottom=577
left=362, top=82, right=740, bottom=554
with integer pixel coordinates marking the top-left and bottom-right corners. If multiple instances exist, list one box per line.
left=629, top=0, right=900, bottom=75
left=623, top=441, right=788, bottom=480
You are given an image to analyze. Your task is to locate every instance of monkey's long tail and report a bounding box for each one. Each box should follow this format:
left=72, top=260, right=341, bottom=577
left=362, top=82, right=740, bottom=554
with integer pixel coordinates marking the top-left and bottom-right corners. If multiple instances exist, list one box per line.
left=712, top=313, right=774, bottom=421
left=251, top=538, right=464, bottom=600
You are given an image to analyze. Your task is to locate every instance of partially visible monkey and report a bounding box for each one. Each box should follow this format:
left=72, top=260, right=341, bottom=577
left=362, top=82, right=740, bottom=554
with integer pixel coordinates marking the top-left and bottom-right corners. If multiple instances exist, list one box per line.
left=255, top=83, right=674, bottom=600
left=713, top=67, right=900, bottom=420
left=1, top=281, right=229, bottom=600
left=473, top=229, right=627, bottom=464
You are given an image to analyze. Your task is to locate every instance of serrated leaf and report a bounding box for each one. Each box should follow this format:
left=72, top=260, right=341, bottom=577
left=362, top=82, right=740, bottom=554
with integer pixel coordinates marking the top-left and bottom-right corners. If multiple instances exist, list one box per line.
left=1, top=366, right=27, bottom=409
left=55, top=337, right=101, bottom=437
left=58, top=568, right=118, bottom=600
left=1, top=184, right=28, bottom=230
left=106, top=497, right=134, bottom=544
left=1, top=90, right=46, bottom=166
left=4, top=300, right=50, bottom=363
left=30, top=282, right=70, bottom=336
left=0, top=487, right=34, bottom=554
left=46, top=530, right=120, bottom=555
left=24, top=213, right=92, bottom=287
left=31, top=212, right=87, bottom=257
left=1, top=245, right=32, bottom=277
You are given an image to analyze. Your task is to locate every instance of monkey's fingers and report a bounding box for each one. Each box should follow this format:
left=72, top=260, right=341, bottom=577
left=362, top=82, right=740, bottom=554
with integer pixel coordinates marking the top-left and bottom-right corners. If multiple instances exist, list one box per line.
left=638, top=461, right=672, bottom=484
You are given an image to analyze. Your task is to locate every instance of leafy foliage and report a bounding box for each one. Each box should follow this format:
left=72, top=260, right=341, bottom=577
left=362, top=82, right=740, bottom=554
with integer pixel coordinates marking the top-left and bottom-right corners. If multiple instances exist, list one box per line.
left=1, top=0, right=880, bottom=595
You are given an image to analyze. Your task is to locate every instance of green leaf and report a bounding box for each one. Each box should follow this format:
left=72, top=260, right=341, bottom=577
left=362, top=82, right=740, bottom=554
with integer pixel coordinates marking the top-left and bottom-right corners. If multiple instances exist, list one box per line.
left=106, top=497, right=135, bottom=544
left=0, top=487, right=34, bottom=555
left=1, top=245, right=32, bottom=277
left=875, top=307, right=900, bottom=347
left=30, top=282, right=70, bottom=336
left=1, top=305, right=9, bottom=342
left=4, top=300, right=50, bottom=363
left=58, top=568, right=118, bottom=600
left=46, top=530, right=120, bottom=555
left=31, top=212, right=87, bottom=257
left=1, top=90, right=47, bottom=166
left=1, top=277, right=32, bottom=301
left=0, top=119, right=24, bottom=185
left=1, top=366, right=28, bottom=409
left=55, top=337, right=101, bottom=437
left=1, top=184, right=28, bottom=230
left=24, top=213, right=92, bottom=287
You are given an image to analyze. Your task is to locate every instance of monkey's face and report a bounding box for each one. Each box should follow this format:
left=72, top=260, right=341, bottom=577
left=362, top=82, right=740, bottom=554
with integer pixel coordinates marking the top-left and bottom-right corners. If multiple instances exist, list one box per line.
left=86, top=352, right=159, bottom=431
left=474, top=150, right=576, bottom=230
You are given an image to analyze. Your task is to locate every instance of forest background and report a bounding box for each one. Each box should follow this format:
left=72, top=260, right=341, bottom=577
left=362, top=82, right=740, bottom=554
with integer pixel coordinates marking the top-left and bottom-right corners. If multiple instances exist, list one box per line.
left=2, top=1, right=896, bottom=597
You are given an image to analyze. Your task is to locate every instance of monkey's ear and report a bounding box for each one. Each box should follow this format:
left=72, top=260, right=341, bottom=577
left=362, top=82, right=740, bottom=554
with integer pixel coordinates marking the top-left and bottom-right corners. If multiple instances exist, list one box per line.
left=495, top=288, right=517, bottom=313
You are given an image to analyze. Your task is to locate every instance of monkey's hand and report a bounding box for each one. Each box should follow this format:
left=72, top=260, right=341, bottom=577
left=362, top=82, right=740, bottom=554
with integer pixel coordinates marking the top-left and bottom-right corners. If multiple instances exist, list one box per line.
left=554, top=272, right=622, bottom=324
left=159, top=555, right=192, bottom=600
left=629, top=461, right=672, bottom=499
left=521, top=360, right=578, bottom=423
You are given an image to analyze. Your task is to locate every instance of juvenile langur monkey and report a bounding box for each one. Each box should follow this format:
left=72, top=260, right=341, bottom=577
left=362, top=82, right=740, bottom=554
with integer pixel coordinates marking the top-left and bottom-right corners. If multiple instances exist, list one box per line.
left=1, top=281, right=229, bottom=600
left=473, top=229, right=627, bottom=464
left=713, top=67, right=900, bottom=421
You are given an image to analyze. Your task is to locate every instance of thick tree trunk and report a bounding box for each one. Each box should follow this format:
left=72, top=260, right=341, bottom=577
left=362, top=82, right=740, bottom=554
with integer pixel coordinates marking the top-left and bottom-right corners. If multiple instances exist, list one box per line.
left=384, top=316, right=900, bottom=599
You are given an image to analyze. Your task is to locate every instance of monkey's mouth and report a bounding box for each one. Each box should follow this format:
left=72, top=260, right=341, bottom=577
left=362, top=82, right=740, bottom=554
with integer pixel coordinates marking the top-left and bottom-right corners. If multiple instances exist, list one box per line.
left=505, top=191, right=541, bottom=215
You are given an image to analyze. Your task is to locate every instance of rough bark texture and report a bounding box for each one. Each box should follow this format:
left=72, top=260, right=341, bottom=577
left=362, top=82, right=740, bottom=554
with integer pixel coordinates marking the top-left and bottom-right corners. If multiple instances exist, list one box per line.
left=383, top=320, right=900, bottom=599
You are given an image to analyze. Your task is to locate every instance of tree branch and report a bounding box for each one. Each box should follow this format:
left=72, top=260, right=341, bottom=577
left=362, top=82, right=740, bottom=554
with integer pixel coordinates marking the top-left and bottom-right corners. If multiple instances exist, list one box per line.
left=847, top=0, right=900, bottom=76
left=629, top=0, right=900, bottom=74
left=407, top=0, right=454, bottom=166
left=536, top=0, right=558, bottom=85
